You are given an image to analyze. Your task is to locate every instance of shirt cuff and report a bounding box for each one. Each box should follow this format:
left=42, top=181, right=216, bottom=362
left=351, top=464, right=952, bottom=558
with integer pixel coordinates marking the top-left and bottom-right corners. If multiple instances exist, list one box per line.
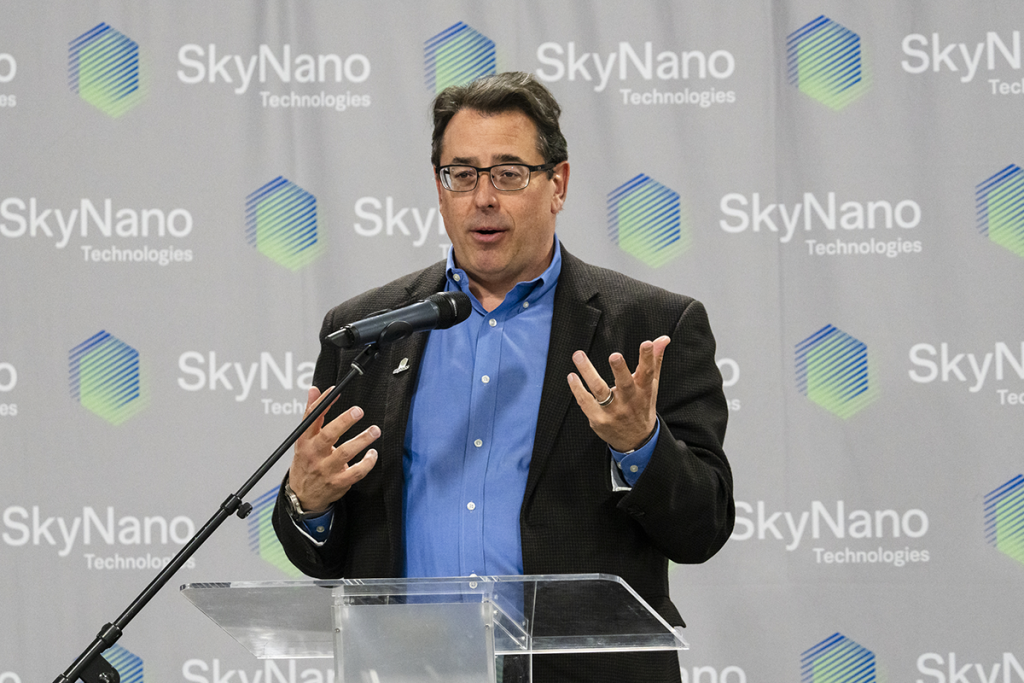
left=297, top=509, right=335, bottom=545
left=609, top=421, right=660, bottom=488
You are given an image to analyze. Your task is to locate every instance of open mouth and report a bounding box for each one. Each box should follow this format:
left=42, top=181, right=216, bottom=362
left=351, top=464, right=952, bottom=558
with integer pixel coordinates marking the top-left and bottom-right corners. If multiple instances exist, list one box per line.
left=471, top=226, right=507, bottom=238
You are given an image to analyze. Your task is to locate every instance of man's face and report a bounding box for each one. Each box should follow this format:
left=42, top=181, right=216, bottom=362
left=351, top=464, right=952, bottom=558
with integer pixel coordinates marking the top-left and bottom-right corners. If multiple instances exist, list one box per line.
left=435, top=108, right=568, bottom=299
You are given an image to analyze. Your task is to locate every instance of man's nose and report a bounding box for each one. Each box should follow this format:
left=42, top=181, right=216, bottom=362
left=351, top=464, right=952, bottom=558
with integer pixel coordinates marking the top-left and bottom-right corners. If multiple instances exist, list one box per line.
left=472, top=171, right=500, bottom=206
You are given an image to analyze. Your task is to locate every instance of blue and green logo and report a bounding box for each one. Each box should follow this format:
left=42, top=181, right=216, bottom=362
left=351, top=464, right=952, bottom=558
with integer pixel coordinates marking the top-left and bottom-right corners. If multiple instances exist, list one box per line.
left=68, top=23, right=146, bottom=118
left=795, top=325, right=877, bottom=419
left=424, top=22, right=496, bottom=93
left=245, top=177, right=323, bottom=271
left=69, top=331, right=147, bottom=425
left=976, top=164, right=1024, bottom=259
left=248, top=487, right=303, bottom=577
left=607, top=174, right=690, bottom=268
left=101, top=644, right=144, bottom=683
left=787, top=16, right=870, bottom=110
left=801, top=633, right=875, bottom=683
left=984, top=474, right=1024, bottom=566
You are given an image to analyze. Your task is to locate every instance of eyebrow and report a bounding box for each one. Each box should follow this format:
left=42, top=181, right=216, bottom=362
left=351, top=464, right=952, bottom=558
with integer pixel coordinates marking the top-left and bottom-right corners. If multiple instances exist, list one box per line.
left=449, top=153, right=529, bottom=165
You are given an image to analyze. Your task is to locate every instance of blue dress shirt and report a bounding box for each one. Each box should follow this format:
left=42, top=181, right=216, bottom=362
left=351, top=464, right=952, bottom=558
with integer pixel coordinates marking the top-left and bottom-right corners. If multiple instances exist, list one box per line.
left=400, top=242, right=561, bottom=577
left=300, top=235, right=659, bottom=576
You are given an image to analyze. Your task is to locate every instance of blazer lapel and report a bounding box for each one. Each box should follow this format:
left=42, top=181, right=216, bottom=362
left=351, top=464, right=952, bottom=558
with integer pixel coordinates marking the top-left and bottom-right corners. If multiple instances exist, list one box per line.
left=378, top=266, right=448, bottom=572
left=524, top=249, right=601, bottom=507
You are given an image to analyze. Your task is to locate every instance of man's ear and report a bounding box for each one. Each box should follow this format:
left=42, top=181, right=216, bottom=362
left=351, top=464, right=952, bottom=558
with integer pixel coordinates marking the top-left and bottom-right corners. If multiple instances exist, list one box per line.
left=434, top=165, right=444, bottom=205
left=550, top=161, right=570, bottom=214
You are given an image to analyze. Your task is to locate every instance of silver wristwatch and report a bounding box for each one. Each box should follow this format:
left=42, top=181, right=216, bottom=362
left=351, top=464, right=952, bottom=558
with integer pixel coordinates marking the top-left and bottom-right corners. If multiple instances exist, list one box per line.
left=283, top=480, right=309, bottom=517
left=284, top=480, right=331, bottom=521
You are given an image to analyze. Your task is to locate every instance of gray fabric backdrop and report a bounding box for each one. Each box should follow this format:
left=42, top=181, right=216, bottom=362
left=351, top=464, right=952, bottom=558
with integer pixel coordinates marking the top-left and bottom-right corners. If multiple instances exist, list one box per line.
left=2, top=2, right=1022, bottom=681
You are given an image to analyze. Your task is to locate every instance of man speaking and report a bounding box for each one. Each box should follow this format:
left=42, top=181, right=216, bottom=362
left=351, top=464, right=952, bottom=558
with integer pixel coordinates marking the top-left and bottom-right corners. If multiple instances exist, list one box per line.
left=273, top=71, right=734, bottom=682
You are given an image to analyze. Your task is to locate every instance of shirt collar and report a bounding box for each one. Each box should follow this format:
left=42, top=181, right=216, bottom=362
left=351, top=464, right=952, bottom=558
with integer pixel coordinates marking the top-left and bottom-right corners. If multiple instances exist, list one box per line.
left=445, top=234, right=562, bottom=315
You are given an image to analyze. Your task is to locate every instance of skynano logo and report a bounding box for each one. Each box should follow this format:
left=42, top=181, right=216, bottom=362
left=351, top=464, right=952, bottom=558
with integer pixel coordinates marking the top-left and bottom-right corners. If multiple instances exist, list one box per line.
left=424, top=22, right=496, bottom=93
left=787, top=16, right=870, bottom=111
left=607, top=174, right=690, bottom=268
left=68, top=23, right=145, bottom=118
left=795, top=325, right=877, bottom=419
left=245, top=177, right=323, bottom=271
left=69, top=331, right=147, bottom=425
left=0, top=51, right=16, bottom=109
left=801, top=633, right=875, bottom=683
left=976, top=164, right=1024, bottom=259
left=248, top=487, right=302, bottom=577
left=984, top=474, right=1024, bottom=566
left=0, top=51, right=15, bottom=83
left=101, top=643, right=144, bottom=683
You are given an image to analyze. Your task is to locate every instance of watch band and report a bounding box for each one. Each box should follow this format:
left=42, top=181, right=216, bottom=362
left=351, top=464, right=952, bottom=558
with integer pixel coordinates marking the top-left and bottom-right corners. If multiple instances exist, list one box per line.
left=283, top=480, right=332, bottom=520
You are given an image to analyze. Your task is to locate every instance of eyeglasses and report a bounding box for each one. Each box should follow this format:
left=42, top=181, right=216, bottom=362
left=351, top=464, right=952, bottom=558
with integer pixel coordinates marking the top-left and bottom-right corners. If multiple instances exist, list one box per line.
left=437, top=162, right=557, bottom=192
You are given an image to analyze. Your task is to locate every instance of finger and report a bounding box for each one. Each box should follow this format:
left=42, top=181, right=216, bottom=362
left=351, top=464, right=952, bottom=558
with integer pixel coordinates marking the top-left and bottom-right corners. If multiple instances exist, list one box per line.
left=572, top=350, right=611, bottom=399
left=307, top=384, right=341, bottom=415
left=651, top=336, right=670, bottom=381
left=608, top=352, right=635, bottom=393
left=327, top=424, right=381, bottom=466
left=567, top=372, right=601, bottom=412
left=633, top=341, right=657, bottom=388
left=297, top=386, right=334, bottom=444
left=635, top=336, right=672, bottom=387
left=334, top=449, right=379, bottom=493
left=319, top=405, right=366, bottom=446
left=303, top=385, right=321, bottom=416
left=339, top=448, right=380, bottom=485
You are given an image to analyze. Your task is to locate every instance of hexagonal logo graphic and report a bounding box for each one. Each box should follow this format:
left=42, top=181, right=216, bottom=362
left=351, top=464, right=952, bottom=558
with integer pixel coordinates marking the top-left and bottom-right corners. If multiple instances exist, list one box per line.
left=101, top=643, right=145, bottom=683
left=248, top=487, right=303, bottom=577
left=801, top=633, right=875, bottom=683
left=976, top=164, right=1024, bottom=259
left=795, top=325, right=878, bottom=419
left=984, top=474, right=1024, bottom=566
left=245, top=177, right=323, bottom=271
left=68, top=23, right=146, bottom=118
left=607, top=174, right=691, bottom=268
left=69, top=331, right=148, bottom=425
left=424, top=22, right=496, bottom=93
left=787, top=16, right=871, bottom=110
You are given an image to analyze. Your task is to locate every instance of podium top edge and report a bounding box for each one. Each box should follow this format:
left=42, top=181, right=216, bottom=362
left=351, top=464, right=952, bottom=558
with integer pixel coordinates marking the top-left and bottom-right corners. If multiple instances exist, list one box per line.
left=181, top=572, right=629, bottom=592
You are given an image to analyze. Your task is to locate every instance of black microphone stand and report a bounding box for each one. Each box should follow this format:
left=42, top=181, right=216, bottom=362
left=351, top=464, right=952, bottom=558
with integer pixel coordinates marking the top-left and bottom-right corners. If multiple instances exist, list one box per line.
left=53, top=344, right=380, bottom=683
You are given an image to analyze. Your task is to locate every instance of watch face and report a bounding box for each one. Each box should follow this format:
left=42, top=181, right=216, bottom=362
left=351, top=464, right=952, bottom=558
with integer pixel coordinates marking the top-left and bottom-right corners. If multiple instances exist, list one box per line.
left=284, top=483, right=303, bottom=515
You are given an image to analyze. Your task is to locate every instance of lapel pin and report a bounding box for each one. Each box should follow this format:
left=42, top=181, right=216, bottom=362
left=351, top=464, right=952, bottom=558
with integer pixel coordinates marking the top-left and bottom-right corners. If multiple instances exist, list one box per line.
left=393, top=357, right=410, bottom=375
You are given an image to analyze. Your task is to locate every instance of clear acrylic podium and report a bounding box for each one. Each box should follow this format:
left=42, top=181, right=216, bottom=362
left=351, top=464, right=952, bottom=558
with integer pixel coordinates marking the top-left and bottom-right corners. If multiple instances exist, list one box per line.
left=181, top=573, right=687, bottom=682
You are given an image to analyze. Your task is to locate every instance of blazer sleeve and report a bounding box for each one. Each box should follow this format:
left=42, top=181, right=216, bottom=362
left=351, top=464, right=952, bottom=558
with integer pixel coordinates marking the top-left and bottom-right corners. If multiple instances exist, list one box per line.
left=271, top=306, right=353, bottom=578
left=616, top=298, right=735, bottom=564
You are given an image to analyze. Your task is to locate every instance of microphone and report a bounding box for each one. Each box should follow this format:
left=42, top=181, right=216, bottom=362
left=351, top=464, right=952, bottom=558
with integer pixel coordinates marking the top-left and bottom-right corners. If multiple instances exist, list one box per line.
left=328, top=291, right=472, bottom=349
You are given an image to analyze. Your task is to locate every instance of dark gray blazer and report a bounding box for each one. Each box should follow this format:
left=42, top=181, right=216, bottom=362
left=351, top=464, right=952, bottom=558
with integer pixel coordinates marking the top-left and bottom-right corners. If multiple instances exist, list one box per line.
left=274, top=245, right=734, bottom=682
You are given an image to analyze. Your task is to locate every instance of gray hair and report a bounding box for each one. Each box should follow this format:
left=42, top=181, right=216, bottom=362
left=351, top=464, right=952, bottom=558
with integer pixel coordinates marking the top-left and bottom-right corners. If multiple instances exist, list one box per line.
left=431, top=72, right=568, bottom=171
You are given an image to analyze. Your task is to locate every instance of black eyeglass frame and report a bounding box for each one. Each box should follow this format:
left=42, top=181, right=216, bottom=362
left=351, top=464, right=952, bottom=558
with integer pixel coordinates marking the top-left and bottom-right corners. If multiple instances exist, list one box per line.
left=436, top=162, right=558, bottom=192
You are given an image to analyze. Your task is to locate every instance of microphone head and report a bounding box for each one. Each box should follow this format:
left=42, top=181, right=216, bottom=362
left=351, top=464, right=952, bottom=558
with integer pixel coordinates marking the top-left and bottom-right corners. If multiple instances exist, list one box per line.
left=427, top=291, right=472, bottom=329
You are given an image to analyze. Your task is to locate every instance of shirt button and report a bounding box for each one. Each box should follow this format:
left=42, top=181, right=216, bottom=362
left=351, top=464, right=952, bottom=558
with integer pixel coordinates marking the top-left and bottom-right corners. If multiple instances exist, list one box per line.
left=488, top=319, right=497, bottom=327
left=453, top=274, right=461, bottom=282
left=481, top=375, right=490, bottom=384
left=630, top=465, right=639, bottom=473
left=467, top=502, right=476, bottom=511
left=315, top=526, right=326, bottom=533
left=474, top=439, right=483, bottom=447
left=523, top=301, right=530, bottom=308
